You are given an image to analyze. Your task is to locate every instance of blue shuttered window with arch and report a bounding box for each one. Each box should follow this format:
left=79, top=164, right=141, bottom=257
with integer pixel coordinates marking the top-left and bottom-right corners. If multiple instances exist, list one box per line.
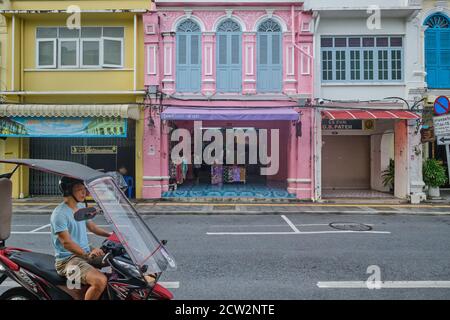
left=257, top=19, right=282, bottom=92
left=425, top=13, right=450, bottom=89
left=176, top=19, right=202, bottom=92
left=216, top=19, right=242, bottom=92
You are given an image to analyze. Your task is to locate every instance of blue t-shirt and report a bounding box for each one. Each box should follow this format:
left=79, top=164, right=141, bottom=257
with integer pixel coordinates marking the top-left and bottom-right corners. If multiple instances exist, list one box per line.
left=50, top=202, right=91, bottom=261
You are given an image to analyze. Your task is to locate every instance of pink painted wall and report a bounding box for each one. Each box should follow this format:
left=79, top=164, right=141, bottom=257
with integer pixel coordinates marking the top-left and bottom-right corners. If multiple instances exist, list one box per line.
left=141, top=3, right=315, bottom=200
left=143, top=6, right=314, bottom=96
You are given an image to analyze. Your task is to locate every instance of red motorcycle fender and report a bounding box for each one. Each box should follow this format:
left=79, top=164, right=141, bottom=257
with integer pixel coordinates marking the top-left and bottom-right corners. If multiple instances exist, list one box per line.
left=0, top=250, right=19, bottom=271
left=151, top=283, right=173, bottom=300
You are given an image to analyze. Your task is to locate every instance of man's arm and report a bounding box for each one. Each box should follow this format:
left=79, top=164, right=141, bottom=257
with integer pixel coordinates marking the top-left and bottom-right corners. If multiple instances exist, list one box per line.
left=57, top=231, right=89, bottom=258
left=86, top=221, right=111, bottom=237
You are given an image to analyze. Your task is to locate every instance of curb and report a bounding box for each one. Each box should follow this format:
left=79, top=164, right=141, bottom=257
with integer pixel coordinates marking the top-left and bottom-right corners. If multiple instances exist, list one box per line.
left=11, top=209, right=450, bottom=216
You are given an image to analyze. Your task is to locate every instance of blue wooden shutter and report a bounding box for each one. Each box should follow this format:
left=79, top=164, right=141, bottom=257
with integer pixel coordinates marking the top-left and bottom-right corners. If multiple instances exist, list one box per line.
left=257, top=19, right=282, bottom=92
left=439, top=29, right=450, bottom=88
left=424, top=14, right=450, bottom=89
left=176, top=19, right=201, bottom=92
left=216, top=19, right=242, bottom=93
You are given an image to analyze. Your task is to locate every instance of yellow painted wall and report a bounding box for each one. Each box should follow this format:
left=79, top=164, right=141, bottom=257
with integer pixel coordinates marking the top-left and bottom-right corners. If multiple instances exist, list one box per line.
left=2, top=12, right=146, bottom=93
left=7, top=0, right=150, bottom=11
left=0, top=15, right=6, bottom=93
left=0, top=3, right=147, bottom=198
left=1, top=138, right=29, bottom=198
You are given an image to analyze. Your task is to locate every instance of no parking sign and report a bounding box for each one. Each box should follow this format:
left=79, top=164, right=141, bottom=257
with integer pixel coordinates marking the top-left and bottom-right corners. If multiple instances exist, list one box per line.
left=434, top=96, right=450, bottom=116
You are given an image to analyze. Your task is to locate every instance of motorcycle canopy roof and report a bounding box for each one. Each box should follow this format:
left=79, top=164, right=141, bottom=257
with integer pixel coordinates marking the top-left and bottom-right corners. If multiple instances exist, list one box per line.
left=0, top=158, right=176, bottom=273
left=0, top=158, right=106, bottom=182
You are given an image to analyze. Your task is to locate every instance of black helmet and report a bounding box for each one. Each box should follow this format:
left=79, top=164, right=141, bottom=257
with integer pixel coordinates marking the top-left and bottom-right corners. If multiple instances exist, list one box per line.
left=59, top=177, right=84, bottom=197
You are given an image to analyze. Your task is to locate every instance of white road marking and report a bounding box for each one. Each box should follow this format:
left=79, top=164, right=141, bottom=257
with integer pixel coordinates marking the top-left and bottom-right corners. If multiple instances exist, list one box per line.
left=207, top=231, right=390, bottom=235
left=281, top=215, right=301, bottom=233
left=317, top=281, right=450, bottom=289
left=159, top=281, right=180, bottom=289
left=30, top=224, right=50, bottom=233
left=11, top=232, right=95, bottom=235
left=1, top=280, right=180, bottom=289
left=210, top=223, right=375, bottom=228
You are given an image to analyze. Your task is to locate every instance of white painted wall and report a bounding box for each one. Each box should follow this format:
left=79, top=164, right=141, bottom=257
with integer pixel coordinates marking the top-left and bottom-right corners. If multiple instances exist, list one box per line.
left=313, top=17, right=425, bottom=103
left=305, top=0, right=420, bottom=10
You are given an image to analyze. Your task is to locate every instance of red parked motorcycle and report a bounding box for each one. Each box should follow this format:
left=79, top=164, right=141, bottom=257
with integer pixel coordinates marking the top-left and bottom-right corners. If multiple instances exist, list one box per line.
left=0, top=159, right=176, bottom=300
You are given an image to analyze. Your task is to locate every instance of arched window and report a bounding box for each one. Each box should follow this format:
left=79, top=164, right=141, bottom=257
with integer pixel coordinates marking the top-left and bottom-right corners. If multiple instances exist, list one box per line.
left=424, top=13, right=450, bottom=89
left=216, top=19, right=242, bottom=92
left=257, top=18, right=282, bottom=92
left=176, top=19, right=201, bottom=92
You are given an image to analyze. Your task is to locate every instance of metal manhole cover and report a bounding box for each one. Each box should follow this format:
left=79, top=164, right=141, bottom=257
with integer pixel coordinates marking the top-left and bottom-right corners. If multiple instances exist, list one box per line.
left=213, top=206, right=236, bottom=210
left=329, top=222, right=372, bottom=231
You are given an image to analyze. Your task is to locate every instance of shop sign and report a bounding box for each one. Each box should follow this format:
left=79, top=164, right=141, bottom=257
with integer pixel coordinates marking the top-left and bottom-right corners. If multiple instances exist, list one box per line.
left=433, top=114, right=450, bottom=136
left=0, top=117, right=127, bottom=138
left=420, top=128, right=435, bottom=143
left=322, top=120, right=375, bottom=130
left=71, top=146, right=117, bottom=155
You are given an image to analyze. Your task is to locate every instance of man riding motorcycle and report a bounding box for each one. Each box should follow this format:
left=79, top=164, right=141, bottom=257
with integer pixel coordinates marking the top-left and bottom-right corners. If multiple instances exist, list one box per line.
left=51, top=177, right=112, bottom=300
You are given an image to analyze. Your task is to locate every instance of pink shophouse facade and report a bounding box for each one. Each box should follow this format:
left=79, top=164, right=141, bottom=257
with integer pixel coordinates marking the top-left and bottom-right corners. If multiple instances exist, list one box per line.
left=142, top=0, right=315, bottom=200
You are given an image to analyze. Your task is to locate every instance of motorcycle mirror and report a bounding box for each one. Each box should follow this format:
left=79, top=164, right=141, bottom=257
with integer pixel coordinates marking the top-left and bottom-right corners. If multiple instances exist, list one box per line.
left=74, top=207, right=98, bottom=221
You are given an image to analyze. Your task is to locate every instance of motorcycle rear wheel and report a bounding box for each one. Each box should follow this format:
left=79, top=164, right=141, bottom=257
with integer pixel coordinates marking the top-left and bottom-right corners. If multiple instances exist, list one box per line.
left=0, top=287, right=37, bottom=300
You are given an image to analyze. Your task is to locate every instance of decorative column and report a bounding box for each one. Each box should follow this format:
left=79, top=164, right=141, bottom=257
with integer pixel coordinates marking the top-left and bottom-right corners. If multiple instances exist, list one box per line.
left=283, top=33, right=297, bottom=95
left=295, top=108, right=313, bottom=200
left=408, top=120, right=426, bottom=203
left=161, top=32, right=176, bottom=95
left=394, top=120, right=409, bottom=199
left=297, top=12, right=314, bottom=96
left=242, top=31, right=257, bottom=95
left=143, top=13, right=160, bottom=88
left=202, top=32, right=216, bottom=96
left=287, top=120, right=298, bottom=195
left=142, top=108, right=169, bottom=199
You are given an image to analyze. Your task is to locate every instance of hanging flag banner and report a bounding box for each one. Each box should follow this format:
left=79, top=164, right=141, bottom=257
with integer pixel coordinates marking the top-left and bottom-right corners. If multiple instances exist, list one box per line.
left=0, top=117, right=127, bottom=138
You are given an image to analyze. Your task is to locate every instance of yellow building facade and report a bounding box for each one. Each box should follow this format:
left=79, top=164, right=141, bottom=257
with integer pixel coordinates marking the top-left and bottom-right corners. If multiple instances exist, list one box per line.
left=0, top=0, right=150, bottom=198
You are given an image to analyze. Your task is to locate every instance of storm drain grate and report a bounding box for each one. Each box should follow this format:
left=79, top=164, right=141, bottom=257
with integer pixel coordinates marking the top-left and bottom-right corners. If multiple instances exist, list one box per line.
left=213, top=206, right=236, bottom=211
left=329, top=222, right=372, bottom=231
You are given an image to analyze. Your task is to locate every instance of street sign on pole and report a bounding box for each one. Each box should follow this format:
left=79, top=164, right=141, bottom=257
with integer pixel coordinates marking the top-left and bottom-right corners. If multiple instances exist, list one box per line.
left=433, top=114, right=450, bottom=136
left=446, top=145, right=450, bottom=184
left=437, top=136, right=450, bottom=145
left=434, top=96, right=450, bottom=116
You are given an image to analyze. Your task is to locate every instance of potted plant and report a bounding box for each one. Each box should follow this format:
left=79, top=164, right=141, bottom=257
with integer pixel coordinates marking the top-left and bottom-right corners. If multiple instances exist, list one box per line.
left=423, top=158, right=448, bottom=199
left=382, top=159, right=395, bottom=193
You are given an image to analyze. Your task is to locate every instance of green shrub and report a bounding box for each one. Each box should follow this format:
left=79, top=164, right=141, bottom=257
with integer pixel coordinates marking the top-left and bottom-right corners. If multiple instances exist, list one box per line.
left=423, top=158, right=448, bottom=188
left=382, top=159, right=395, bottom=190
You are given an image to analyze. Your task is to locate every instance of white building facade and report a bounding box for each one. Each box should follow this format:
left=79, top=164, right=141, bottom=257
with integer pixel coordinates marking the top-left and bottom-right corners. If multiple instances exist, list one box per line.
left=304, top=0, right=427, bottom=202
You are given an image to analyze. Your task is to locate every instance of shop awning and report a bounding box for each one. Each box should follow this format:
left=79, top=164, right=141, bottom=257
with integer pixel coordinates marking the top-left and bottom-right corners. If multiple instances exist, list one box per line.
left=161, top=107, right=299, bottom=121
left=0, top=104, right=140, bottom=120
left=321, top=109, right=420, bottom=120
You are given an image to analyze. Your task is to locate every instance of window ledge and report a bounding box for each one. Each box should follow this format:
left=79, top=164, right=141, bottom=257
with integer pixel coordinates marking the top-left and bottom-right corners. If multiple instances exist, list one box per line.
left=322, top=82, right=405, bottom=86
left=25, top=68, right=132, bottom=72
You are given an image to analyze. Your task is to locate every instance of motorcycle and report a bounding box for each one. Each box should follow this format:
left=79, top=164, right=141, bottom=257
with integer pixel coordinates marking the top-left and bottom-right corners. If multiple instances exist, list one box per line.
left=0, top=159, right=176, bottom=300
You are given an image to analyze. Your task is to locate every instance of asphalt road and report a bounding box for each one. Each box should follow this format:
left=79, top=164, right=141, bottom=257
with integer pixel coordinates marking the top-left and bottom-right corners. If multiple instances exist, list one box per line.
left=2, top=213, right=450, bottom=300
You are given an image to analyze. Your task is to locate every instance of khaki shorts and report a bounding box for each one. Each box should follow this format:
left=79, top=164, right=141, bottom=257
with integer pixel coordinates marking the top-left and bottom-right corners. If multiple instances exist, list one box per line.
left=55, top=256, right=95, bottom=285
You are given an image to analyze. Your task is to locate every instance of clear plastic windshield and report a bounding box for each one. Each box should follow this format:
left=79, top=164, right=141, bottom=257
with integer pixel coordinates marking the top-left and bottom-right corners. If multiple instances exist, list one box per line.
left=87, top=177, right=176, bottom=274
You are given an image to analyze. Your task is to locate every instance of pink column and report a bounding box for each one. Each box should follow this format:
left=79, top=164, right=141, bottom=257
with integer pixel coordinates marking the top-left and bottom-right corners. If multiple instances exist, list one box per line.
left=295, top=108, right=313, bottom=199
left=242, top=32, right=257, bottom=95
left=202, top=32, right=216, bottom=95
left=161, top=33, right=176, bottom=95
left=287, top=120, right=298, bottom=195
left=142, top=108, right=168, bottom=199
left=143, top=13, right=160, bottom=87
left=297, top=12, right=313, bottom=95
